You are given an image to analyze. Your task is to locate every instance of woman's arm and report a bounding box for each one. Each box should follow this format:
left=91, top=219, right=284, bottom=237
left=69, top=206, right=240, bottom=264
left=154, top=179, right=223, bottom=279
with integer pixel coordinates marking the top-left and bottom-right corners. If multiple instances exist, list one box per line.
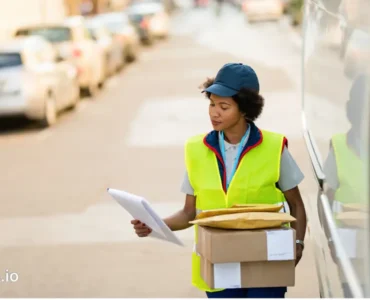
left=284, top=186, right=307, bottom=265
left=164, top=194, right=197, bottom=231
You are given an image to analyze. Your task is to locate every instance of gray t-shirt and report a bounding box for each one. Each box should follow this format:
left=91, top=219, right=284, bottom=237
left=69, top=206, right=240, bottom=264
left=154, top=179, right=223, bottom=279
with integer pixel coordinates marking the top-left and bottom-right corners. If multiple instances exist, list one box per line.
left=181, top=132, right=304, bottom=195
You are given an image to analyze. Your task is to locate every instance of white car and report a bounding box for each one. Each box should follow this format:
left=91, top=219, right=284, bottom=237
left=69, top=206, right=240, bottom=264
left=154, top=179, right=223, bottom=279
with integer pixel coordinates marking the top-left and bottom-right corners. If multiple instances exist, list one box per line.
left=15, top=16, right=106, bottom=97
left=242, top=0, right=284, bottom=22
left=85, top=20, right=125, bottom=77
left=92, top=12, right=141, bottom=63
left=127, top=1, right=170, bottom=39
left=0, top=36, right=80, bottom=127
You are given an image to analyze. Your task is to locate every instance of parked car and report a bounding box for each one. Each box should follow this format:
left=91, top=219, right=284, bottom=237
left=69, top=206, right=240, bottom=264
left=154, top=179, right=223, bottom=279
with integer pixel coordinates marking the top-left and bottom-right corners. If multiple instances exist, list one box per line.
left=85, top=19, right=125, bottom=77
left=127, top=1, right=170, bottom=42
left=241, top=0, right=284, bottom=23
left=14, top=16, right=106, bottom=97
left=0, top=36, right=79, bottom=127
left=92, top=12, right=140, bottom=63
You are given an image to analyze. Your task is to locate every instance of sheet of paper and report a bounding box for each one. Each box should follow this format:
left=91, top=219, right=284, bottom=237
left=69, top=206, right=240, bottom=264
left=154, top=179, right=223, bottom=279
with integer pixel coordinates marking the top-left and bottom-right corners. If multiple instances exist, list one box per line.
left=266, top=229, right=294, bottom=261
left=213, top=262, right=241, bottom=289
left=107, top=188, right=184, bottom=247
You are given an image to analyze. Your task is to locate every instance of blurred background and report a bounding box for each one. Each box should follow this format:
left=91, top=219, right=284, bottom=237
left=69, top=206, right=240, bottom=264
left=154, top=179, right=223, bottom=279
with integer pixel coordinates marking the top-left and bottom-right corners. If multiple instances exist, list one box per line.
left=0, top=0, right=369, bottom=298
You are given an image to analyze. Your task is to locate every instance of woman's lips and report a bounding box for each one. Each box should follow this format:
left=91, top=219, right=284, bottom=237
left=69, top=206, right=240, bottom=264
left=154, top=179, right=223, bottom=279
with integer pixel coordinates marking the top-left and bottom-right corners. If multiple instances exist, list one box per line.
left=211, top=120, right=221, bottom=126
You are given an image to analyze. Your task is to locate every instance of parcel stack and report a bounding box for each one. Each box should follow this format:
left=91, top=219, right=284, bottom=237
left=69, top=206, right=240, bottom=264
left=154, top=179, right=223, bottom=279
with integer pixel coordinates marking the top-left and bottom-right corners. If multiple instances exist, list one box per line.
left=189, top=204, right=297, bottom=289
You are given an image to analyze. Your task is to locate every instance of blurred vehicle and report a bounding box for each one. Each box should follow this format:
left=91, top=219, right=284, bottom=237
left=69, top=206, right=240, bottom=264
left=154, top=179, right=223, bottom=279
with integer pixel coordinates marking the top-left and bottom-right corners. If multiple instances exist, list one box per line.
left=281, top=0, right=291, bottom=13
left=92, top=12, right=140, bottom=63
left=193, top=0, right=209, bottom=7
left=286, top=0, right=303, bottom=26
left=242, top=0, right=283, bottom=23
left=302, top=0, right=370, bottom=298
left=0, top=36, right=79, bottom=127
left=127, top=1, right=170, bottom=42
left=224, top=0, right=242, bottom=10
left=214, top=0, right=224, bottom=17
left=14, top=16, right=106, bottom=97
left=130, top=0, right=176, bottom=14
left=85, top=19, right=125, bottom=77
left=162, top=0, right=177, bottom=13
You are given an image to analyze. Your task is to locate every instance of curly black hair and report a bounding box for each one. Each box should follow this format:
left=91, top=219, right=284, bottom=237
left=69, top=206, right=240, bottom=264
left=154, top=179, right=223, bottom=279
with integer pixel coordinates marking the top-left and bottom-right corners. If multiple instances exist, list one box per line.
left=201, top=78, right=264, bottom=121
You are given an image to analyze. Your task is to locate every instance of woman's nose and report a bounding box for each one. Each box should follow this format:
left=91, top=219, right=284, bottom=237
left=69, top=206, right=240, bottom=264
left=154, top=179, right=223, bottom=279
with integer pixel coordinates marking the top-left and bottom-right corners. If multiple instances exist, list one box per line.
left=210, top=107, right=220, bottom=117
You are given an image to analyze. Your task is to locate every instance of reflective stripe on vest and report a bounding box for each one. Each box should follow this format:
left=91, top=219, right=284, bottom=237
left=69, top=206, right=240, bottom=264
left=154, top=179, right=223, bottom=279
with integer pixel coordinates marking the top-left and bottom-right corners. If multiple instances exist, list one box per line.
left=185, top=129, right=287, bottom=292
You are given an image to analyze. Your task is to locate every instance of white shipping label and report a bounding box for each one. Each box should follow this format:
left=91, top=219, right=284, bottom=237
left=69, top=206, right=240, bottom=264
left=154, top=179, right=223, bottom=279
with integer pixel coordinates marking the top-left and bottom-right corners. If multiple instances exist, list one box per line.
left=336, top=228, right=357, bottom=259
left=266, top=229, right=294, bottom=261
left=214, top=263, right=241, bottom=289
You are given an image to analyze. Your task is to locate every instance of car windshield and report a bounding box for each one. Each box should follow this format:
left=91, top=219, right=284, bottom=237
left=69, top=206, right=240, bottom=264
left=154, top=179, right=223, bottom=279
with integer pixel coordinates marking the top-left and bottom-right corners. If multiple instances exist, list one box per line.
left=15, top=27, right=72, bottom=43
left=104, top=20, right=130, bottom=33
left=0, top=52, right=22, bottom=68
left=128, top=2, right=163, bottom=15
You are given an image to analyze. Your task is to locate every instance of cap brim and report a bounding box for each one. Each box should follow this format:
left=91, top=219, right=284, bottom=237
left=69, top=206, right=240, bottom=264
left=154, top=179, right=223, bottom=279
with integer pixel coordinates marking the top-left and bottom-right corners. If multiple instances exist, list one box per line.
left=202, top=83, right=238, bottom=97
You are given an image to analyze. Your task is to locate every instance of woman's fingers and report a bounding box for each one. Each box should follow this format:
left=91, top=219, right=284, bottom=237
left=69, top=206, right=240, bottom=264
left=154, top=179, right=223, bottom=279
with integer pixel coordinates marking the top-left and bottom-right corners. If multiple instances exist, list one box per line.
left=136, top=227, right=151, bottom=234
left=131, top=219, right=152, bottom=237
left=134, top=222, right=149, bottom=230
left=131, top=219, right=141, bottom=225
left=137, top=228, right=152, bottom=237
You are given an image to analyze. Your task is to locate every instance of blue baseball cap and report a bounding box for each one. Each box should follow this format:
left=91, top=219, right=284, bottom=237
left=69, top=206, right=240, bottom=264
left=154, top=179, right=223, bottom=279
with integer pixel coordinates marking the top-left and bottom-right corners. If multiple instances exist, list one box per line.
left=203, top=63, right=260, bottom=96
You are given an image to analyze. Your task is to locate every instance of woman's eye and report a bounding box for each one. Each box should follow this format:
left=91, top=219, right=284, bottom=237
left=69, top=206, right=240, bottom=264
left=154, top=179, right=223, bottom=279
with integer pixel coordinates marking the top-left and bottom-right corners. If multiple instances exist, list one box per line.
left=210, top=103, right=215, bottom=107
left=221, top=107, right=228, bottom=110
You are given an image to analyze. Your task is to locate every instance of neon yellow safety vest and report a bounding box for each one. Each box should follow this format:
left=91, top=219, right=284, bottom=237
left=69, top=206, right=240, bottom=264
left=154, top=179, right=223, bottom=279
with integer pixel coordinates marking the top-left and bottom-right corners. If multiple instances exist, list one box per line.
left=185, top=129, right=288, bottom=292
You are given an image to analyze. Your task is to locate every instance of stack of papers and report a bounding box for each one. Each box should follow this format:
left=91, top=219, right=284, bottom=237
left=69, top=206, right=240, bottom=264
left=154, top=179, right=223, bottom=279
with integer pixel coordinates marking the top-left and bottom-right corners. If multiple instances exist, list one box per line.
left=107, top=188, right=184, bottom=247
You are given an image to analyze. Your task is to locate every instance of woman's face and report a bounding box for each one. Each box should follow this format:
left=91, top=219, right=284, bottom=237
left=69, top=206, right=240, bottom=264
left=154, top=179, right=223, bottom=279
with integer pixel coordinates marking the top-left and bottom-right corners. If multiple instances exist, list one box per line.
left=208, top=93, right=245, bottom=131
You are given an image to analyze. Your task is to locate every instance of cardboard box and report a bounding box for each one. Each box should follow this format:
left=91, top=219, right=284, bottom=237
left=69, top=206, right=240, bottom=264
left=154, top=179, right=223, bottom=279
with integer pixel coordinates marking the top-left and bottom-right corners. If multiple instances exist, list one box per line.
left=197, top=226, right=296, bottom=289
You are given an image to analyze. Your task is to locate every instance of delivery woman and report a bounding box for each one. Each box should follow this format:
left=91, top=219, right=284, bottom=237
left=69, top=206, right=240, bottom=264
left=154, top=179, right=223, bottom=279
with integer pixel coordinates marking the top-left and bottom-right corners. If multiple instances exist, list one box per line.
left=131, top=63, right=307, bottom=298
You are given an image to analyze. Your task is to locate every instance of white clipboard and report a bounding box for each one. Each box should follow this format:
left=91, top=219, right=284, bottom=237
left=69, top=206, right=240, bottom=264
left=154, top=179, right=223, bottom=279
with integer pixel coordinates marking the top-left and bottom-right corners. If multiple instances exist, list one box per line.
left=107, top=188, right=184, bottom=247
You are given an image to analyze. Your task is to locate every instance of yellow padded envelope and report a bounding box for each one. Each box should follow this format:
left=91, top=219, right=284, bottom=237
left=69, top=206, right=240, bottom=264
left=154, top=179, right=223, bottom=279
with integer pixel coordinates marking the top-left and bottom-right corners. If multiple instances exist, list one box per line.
left=190, top=212, right=296, bottom=229
left=195, top=204, right=283, bottom=220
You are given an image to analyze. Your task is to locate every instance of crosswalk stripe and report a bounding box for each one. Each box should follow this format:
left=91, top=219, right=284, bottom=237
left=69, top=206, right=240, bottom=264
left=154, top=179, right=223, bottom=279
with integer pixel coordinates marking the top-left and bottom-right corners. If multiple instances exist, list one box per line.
left=0, top=200, right=194, bottom=247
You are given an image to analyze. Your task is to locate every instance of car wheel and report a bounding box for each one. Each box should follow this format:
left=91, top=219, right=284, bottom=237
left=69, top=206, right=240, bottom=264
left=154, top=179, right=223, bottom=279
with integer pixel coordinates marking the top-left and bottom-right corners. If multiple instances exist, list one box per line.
left=126, top=53, right=136, bottom=63
left=68, top=86, right=80, bottom=110
left=160, top=33, right=169, bottom=40
left=126, top=47, right=137, bottom=63
left=68, top=94, right=79, bottom=110
left=145, top=34, right=154, bottom=46
left=87, top=82, right=99, bottom=97
left=41, top=94, right=57, bottom=127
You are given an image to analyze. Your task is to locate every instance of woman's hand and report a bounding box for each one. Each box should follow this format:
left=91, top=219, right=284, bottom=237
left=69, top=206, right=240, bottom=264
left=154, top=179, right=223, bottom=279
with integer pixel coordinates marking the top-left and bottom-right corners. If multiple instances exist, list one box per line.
left=131, top=219, right=152, bottom=237
left=295, top=244, right=303, bottom=266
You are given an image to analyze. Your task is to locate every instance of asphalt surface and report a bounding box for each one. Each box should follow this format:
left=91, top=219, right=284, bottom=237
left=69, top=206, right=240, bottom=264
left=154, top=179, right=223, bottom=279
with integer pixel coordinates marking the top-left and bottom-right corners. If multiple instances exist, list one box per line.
left=0, top=4, right=320, bottom=297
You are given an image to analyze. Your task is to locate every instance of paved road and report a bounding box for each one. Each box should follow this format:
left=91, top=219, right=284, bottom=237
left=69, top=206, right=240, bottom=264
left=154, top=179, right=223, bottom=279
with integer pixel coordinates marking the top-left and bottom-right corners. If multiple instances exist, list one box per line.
left=0, top=4, right=319, bottom=297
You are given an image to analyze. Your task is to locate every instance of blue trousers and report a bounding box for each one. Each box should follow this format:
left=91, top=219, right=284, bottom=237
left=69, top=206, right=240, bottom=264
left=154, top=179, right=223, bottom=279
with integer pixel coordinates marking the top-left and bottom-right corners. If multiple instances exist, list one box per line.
left=206, top=287, right=287, bottom=298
